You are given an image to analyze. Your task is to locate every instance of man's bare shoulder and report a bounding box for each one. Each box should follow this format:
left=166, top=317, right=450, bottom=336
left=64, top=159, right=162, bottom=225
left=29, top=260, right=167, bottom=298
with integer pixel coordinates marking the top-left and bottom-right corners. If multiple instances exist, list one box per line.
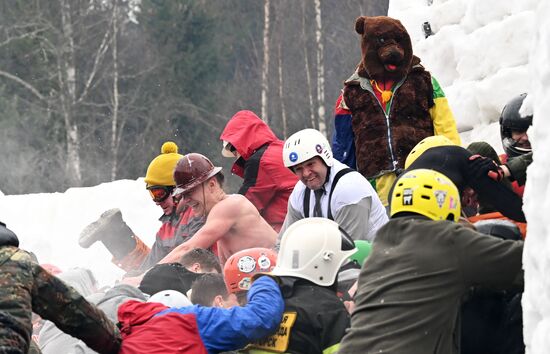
left=210, top=194, right=251, bottom=215
left=223, top=194, right=251, bottom=206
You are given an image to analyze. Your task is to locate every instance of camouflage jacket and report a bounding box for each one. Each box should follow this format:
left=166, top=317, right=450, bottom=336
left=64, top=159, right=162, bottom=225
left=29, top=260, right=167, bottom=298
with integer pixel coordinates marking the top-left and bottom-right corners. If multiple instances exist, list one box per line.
left=0, top=233, right=121, bottom=354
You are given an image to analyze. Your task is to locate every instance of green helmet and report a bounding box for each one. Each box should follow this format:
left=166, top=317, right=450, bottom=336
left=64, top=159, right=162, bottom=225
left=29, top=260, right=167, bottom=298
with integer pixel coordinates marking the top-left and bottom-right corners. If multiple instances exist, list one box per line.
left=349, top=240, right=372, bottom=266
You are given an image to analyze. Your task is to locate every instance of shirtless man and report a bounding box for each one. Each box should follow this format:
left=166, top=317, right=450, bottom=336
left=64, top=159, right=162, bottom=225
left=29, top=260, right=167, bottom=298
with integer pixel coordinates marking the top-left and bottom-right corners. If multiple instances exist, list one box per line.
left=160, top=153, right=277, bottom=265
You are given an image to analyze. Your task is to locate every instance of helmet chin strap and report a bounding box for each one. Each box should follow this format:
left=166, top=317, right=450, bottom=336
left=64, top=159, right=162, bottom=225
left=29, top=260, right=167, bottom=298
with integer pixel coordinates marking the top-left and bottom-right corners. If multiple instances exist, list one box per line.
left=201, top=182, right=208, bottom=216
left=322, top=166, right=331, bottom=189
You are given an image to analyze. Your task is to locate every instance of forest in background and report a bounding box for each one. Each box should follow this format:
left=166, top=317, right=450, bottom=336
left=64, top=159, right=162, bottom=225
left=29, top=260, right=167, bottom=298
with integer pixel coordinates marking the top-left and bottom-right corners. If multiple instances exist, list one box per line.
left=0, top=0, right=388, bottom=194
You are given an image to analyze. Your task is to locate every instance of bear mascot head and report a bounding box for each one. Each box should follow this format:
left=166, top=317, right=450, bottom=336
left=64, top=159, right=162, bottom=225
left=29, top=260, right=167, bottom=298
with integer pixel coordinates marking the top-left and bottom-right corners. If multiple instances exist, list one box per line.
left=355, top=16, right=416, bottom=82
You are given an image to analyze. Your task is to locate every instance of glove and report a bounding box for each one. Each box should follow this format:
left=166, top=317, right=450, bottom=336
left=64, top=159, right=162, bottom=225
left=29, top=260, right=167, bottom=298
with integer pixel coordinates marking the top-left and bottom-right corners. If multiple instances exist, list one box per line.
left=468, top=154, right=505, bottom=182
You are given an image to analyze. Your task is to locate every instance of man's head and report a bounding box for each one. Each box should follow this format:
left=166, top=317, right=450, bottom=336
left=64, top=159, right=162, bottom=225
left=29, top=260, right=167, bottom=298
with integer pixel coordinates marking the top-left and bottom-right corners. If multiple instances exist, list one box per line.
left=283, top=129, right=333, bottom=190
left=272, top=218, right=357, bottom=287
left=190, top=273, right=240, bottom=308
left=404, top=135, right=455, bottom=169
left=291, top=157, right=328, bottom=191
left=390, top=169, right=461, bottom=222
left=0, top=221, right=18, bottom=247
left=354, top=16, right=413, bottom=81
left=144, top=141, right=184, bottom=215
left=221, top=140, right=240, bottom=158
left=180, top=248, right=222, bottom=274
left=173, top=153, right=224, bottom=216
left=223, top=247, right=278, bottom=305
left=139, top=262, right=201, bottom=296
left=500, top=93, right=532, bottom=157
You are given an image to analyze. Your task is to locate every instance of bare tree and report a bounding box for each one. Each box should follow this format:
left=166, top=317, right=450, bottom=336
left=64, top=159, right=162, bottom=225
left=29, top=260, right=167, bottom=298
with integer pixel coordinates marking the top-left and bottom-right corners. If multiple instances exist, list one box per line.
left=277, top=42, right=288, bottom=139
left=301, top=1, right=316, bottom=129
left=314, top=0, right=326, bottom=136
left=110, top=0, right=120, bottom=181
left=0, top=0, right=391, bottom=194
left=261, top=0, right=271, bottom=123
left=58, top=0, right=82, bottom=184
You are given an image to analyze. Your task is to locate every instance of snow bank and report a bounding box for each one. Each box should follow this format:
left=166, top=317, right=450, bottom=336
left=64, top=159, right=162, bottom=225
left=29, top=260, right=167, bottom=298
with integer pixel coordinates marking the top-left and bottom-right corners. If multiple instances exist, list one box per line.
left=389, top=0, right=535, bottom=151
left=522, top=1, right=550, bottom=352
left=0, top=179, right=160, bottom=286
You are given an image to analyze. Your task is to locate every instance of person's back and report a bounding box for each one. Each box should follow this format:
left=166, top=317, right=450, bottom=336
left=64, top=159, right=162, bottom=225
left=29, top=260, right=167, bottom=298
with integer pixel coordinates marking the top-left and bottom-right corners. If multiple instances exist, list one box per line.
left=343, top=217, right=522, bottom=353
left=247, top=218, right=355, bottom=354
left=339, top=169, right=523, bottom=354
left=0, top=222, right=120, bottom=354
left=250, top=277, right=349, bottom=354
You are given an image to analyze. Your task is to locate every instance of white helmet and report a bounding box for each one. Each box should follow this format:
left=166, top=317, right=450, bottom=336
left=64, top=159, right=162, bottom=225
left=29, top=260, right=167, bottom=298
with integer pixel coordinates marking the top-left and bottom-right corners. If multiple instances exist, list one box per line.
left=283, top=129, right=333, bottom=168
left=147, top=290, right=192, bottom=308
left=272, top=218, right=357, bottom=286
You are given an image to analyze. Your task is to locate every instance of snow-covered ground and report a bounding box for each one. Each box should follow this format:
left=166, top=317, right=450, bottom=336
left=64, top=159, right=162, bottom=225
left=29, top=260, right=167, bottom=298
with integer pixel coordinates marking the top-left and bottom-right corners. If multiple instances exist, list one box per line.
left=0, top=0, right=549, bottom=351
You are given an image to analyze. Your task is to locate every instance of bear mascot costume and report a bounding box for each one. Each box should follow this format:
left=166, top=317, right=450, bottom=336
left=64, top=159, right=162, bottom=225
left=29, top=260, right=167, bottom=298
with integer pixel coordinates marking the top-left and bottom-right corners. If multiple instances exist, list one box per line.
left=332, top=16, right=461, bottom=206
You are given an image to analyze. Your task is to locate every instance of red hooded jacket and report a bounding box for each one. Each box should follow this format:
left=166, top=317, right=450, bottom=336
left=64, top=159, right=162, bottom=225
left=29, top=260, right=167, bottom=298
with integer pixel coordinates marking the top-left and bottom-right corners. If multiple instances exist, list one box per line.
left=118, top=301, right=207, bottom=354
left=220, top=110, right=297, bottom=232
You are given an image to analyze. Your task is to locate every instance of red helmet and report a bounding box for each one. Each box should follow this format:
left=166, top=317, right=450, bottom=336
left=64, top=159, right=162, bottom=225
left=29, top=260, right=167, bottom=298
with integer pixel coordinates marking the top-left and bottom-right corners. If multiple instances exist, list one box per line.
left=223, top=248, right=277, bottom=294
left=173, top=153, right=222, bottom=195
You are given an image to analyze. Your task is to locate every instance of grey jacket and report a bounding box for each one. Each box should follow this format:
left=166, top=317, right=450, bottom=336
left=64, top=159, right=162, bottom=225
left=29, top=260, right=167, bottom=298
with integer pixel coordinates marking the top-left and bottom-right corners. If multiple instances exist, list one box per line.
left=39, top=284, right=145, bottom=354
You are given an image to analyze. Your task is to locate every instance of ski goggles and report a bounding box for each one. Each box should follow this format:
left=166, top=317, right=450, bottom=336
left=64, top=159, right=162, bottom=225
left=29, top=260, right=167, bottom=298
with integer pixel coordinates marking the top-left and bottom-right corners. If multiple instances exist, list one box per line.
left=147, top=186, right=174, bottom=203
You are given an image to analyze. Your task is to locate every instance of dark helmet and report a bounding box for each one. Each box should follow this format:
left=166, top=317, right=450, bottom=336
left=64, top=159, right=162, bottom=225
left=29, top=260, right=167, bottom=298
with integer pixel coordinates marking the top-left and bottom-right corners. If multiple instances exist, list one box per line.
left=173, top=153, right=222, bottom=195
left=499, top=93, right=532, bottom=157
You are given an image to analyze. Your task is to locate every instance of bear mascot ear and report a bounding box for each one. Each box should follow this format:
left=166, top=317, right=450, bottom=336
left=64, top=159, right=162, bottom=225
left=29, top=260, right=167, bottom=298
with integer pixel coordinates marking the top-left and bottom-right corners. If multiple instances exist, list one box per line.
left=355, top=16, right=366, bottom=35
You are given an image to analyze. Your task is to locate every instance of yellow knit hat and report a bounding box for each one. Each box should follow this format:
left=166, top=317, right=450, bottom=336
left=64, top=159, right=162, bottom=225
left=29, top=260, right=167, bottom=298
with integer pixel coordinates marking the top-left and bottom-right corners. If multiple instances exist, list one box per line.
left=144, top=141, right=184, bottom=187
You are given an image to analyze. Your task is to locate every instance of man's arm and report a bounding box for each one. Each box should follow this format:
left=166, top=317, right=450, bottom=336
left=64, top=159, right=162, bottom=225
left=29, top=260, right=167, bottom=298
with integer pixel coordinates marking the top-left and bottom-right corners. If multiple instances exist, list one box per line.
left=159, top=201, right=236, bottom=264
left=429, top=75, right=461, bottom=145
left=505, top=152, right=533, bottom=186
left=455, top=225, right=524, bottom=289
left=31, top=263, right=121, bottom=354
left=333, top=197, right=373, bottom=241
left=193, top=275, right=284, bottom=352
left=332, top=93, right=357, bottom=168
left=277, top=200, right=303, bottom=244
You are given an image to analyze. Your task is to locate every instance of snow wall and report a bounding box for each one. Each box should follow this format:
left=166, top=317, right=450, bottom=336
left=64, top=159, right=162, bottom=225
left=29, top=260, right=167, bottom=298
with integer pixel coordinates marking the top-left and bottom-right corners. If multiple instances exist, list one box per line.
left=389, top=0, right=549, bottom=352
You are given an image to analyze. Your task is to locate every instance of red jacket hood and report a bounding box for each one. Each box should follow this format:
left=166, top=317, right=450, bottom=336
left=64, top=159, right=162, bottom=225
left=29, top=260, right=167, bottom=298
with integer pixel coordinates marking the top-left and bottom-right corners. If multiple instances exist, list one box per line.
left=118, top=300, right=168, bottom=335
left=220, top=110, right=279, bottom=160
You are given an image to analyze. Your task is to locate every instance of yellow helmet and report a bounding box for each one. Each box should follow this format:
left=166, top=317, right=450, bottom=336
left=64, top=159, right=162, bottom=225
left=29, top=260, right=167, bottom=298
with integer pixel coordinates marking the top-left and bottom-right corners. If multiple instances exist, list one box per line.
left=390, top=169, right=461, bottom=222
left=404, top=136, right=455, bottom=169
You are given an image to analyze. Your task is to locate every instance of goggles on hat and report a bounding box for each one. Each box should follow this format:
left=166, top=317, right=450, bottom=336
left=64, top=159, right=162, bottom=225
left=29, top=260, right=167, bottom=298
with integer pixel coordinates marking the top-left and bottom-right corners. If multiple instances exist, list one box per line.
left=147, top=186, right=174, bottom=203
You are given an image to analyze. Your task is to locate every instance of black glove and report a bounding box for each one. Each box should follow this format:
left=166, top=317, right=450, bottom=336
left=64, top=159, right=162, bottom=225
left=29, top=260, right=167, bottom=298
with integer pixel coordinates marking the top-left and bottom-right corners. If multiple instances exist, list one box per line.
left=468, top=154, right=504, bottom=182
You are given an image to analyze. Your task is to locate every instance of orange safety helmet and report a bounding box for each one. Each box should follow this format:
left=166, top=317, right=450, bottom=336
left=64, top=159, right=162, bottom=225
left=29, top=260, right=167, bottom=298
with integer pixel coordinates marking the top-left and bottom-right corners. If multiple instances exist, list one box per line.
left=223, top=248, right=278, bottom=294
left=173, top=153, right=222, bottom=196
